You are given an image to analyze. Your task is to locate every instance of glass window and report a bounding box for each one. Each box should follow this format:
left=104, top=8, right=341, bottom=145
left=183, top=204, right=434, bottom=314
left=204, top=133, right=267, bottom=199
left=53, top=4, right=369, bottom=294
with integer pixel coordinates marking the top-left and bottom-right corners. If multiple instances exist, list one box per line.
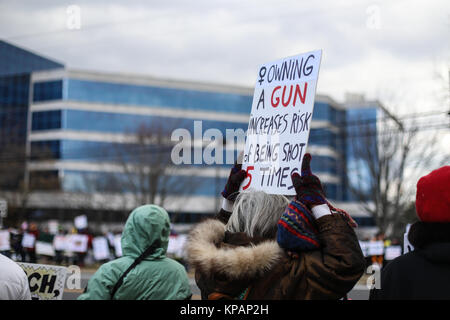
left=30, top=140, right=60, bottom=159
left=33, top=80, right=63, bottom=102
left=66, top=79, right=253, bottom=114
left=63, top=109, right=248, bottom=134
left=31, top=110, right=62, bottom=131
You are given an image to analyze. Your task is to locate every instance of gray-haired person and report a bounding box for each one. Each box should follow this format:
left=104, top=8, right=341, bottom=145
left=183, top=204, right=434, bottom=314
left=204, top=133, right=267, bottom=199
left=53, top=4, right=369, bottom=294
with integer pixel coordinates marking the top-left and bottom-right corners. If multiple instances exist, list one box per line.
left=186, top=154, right=365, bottom=300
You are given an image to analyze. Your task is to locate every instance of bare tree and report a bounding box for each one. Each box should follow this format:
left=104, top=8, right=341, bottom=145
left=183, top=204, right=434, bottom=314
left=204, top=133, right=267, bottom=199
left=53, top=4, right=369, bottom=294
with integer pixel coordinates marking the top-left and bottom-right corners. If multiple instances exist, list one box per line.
left=346, top=106, right=449, bottom=238
left=97, top=119, right=203, bottom=214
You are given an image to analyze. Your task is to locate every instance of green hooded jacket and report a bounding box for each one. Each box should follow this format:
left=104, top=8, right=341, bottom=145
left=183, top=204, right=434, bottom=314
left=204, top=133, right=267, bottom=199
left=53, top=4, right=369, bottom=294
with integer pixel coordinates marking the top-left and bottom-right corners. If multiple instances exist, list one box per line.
left=78, top=205, right=191, bottom=300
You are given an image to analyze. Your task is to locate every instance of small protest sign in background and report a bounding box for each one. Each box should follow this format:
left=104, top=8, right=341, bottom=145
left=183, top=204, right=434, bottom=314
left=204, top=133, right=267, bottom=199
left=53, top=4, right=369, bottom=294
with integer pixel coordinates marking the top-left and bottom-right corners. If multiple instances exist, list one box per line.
left=21, top=232, right=36, bottom=249
left=74, top=215, right=88, bottom=230
left=240, top=50, right=322, bottom=195
left=92, top=236, right=109, bottom=261
left=68, top=234, right=89, bottom=253
left=0, top=230, right=10, bottom=251
left=18, top=263, right=67, bottom=300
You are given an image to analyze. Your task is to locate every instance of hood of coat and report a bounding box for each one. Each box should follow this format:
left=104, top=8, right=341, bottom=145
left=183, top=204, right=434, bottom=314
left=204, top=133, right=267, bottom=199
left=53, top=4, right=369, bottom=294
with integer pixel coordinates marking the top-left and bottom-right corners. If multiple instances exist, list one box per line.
left=121, top=204, right=170, bottom=260
left=186, top=219, right=284, bottom=280
left=408, top=221, right=450, bottom=264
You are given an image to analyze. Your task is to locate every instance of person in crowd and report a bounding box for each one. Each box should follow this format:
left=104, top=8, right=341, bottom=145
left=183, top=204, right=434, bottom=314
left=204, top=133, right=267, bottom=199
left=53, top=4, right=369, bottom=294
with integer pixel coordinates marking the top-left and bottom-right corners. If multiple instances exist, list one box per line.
left=370, top=233, right=385, bottom=267
left=78, top=204, right=191, bottom=300
left=0, top=253, right=31, bottom=300
left=186, top=154, right=365, bottom=300
left=24, top=223, right=39, bottom=263
left=370, top=165, right=450, bottom=300
left=53, top=228, right=67, bottom=265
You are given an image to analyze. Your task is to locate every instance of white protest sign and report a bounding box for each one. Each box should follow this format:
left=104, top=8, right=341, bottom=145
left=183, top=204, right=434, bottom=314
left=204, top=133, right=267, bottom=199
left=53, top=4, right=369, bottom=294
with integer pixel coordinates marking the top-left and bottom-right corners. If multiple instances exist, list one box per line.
left=358, top=241, right=369, bottom=257
left=240, top=50, right=322, bottom=195
left=22, top=232, right=36, bottom=249
left=74, top=215, right=88, bottom=229
left=92, top=236, right=109, bottom=261
left=0, top=199, right=7, bottom=218
left=114, top=234, right=122, bottom=257
left=18, top=263, right=67, bottom=300
left=367, top=240, right=385, bottom=256
left=0, top=230, right=10, bottom=251
left=167, top=234, right=187, bottom=258
left=36, top=241, right=55, bottom=256
left=68, top=234, right=88, bottom=253
left=48, top=220, right=59, bottom=235
left=53, top=235, right=68, bottom=251
left=404, top=223, right=414, bottom=254
left=385, top=245, right=402, bottom=261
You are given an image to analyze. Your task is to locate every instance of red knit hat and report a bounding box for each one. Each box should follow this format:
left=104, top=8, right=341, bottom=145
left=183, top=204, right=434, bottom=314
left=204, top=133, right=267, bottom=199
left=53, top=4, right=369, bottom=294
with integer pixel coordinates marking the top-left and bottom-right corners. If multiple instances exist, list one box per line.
left=415, top=166, right=450, bottom=222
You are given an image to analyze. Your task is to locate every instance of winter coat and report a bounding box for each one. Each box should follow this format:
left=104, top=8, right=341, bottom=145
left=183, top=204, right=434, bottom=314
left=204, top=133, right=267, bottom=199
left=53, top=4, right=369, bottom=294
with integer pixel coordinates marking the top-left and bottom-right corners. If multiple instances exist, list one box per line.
left=0, top=253, right=31, bottom=300
left=370, top=222, right=450, bottom=300
left=78, top=205, right=191, bottom=300
left=186, top=212, right=365, bottom=300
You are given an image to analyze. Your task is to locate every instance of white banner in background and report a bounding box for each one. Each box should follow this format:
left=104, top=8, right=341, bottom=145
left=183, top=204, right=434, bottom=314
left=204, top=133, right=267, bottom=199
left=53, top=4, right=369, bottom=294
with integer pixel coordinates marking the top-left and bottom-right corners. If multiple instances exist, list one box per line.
left=22, top=232, right=36, bottom=249
left=114, top=235, right=122, bottom=257
left=74, top=215, right=88, bottom=229
left=68, top=234, right=88, bottom=253
left=0, top=230, right=10, bottom=251
left=92, top=237, right=109, bottom=261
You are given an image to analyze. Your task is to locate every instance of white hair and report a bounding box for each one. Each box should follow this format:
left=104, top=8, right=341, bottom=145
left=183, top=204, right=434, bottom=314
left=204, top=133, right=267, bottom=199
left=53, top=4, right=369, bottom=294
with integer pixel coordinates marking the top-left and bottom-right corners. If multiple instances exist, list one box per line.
left=226, top=190, right=290, bottom=239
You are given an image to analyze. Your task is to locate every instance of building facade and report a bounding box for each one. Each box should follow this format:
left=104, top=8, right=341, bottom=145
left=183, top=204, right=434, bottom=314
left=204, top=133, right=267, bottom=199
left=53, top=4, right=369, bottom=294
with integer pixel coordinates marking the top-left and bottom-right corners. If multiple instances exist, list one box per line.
left=1, top=40, right=376, bottom=229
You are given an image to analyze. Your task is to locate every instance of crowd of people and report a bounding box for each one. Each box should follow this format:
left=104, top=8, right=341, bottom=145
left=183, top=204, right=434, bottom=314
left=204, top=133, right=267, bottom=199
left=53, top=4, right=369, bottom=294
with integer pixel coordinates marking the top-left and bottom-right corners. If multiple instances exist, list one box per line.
left=0, top=223, right=124, bottom=267
left=1, top=153, right=449, bottom=300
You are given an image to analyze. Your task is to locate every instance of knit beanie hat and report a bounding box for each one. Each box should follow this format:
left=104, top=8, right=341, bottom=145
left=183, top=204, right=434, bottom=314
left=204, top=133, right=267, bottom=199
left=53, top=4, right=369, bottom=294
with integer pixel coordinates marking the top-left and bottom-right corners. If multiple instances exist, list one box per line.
left=277, top=200, right=321, bottom=252
left=415, top=166, right=450, bottom=222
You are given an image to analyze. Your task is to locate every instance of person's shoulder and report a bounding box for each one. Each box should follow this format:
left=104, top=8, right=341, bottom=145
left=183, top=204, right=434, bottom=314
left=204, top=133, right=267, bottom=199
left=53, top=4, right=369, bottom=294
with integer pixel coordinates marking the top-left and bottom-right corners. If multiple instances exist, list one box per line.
left=0, top=254, right=27, bottom=281
left=161, top=256, right=188, bottom=271
left=382, top=251, right=423, bottom=276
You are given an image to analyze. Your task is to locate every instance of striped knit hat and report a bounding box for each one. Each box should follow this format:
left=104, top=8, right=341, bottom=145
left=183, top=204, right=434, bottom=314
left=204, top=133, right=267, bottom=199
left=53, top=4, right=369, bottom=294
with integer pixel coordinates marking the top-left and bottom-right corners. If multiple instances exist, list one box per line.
left=277, top=200, right=321, bottom=251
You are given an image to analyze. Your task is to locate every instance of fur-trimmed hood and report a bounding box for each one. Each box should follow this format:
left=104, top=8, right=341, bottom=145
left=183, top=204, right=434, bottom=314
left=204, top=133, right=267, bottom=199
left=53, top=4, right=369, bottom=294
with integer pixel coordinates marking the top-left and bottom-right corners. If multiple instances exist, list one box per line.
left=186, top=219, right=284, bottom=280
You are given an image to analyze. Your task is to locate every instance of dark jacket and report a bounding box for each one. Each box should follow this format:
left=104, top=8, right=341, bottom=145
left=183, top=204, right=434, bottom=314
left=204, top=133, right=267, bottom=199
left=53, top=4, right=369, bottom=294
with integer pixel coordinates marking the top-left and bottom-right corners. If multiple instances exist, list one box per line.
left=186, top=210, right=365, bottom=300
left=370, top=222, right=450, bottom=300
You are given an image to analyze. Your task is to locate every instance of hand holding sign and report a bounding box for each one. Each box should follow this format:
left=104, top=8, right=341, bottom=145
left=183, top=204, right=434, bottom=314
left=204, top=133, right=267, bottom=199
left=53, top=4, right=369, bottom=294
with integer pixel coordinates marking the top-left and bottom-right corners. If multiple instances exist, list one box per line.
left=291, top=153, right=327, bottom=209
left=221, top=162, right=247, bottom=201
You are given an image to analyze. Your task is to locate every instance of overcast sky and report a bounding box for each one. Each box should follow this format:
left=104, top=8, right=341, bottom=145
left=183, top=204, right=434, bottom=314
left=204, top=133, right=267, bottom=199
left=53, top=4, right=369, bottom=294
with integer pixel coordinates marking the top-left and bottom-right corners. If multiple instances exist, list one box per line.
left=1, top=0, right=449, bottom=113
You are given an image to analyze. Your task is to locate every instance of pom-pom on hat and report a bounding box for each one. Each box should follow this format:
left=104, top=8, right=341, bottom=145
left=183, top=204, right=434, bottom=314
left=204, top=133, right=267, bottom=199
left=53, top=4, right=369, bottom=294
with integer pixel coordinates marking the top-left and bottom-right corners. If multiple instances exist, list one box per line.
left=415, top=166, right=450, bottom=222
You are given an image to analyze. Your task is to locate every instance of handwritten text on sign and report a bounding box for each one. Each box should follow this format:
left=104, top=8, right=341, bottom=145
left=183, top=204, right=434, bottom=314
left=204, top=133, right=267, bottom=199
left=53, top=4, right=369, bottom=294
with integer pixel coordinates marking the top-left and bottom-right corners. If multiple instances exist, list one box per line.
left=241, top=50, right=322, bottom=195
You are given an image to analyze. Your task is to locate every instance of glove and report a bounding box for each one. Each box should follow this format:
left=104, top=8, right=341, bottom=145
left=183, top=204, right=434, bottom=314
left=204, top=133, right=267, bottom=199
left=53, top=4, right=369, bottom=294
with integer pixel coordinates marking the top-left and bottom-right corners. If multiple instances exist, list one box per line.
left=221, top=162, right=247, bottom=201
left=291, top=153, right=326, bottom=209
left=292, top=153, right=358, bottom=228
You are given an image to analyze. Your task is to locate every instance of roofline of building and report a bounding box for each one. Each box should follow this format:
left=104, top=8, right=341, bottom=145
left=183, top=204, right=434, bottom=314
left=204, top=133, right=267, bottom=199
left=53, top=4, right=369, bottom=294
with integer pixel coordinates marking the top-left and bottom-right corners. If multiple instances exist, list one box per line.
left=0, top=39, right=65, bottom=68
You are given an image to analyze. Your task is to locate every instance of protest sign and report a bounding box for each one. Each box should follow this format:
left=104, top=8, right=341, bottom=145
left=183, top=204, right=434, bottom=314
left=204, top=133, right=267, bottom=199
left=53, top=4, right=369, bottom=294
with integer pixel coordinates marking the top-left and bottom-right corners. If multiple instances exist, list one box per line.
left=92, top=236, right=109, bottom=261
left=0, top=230, right=10, bottom=251
left=22, top=232, right=36, bottom=249
left=53, top=235, right=68, bottom=251
left=114, top=234, right=122, bottom=257
left=68, top=234, right=88, bottom=253
left=385, top=245, right=402, bottom=261
left=18, top=263, right=67, bottom=300
left=0, top=199, right=7, bottom=218
left=74, top=215, right=88, bottom=229
left=48, top=220, right=59, bottom=235
left=36, top=241, right=55, bottom=256
left=167, top=234, right=187, bottom=258
left=358, top=241, right=369, bottom=257
left=404, top=223, right=414, bottom=254
left=240, top=50, right=322, bottom=195
left=367, top=240, right=385, bottom=256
